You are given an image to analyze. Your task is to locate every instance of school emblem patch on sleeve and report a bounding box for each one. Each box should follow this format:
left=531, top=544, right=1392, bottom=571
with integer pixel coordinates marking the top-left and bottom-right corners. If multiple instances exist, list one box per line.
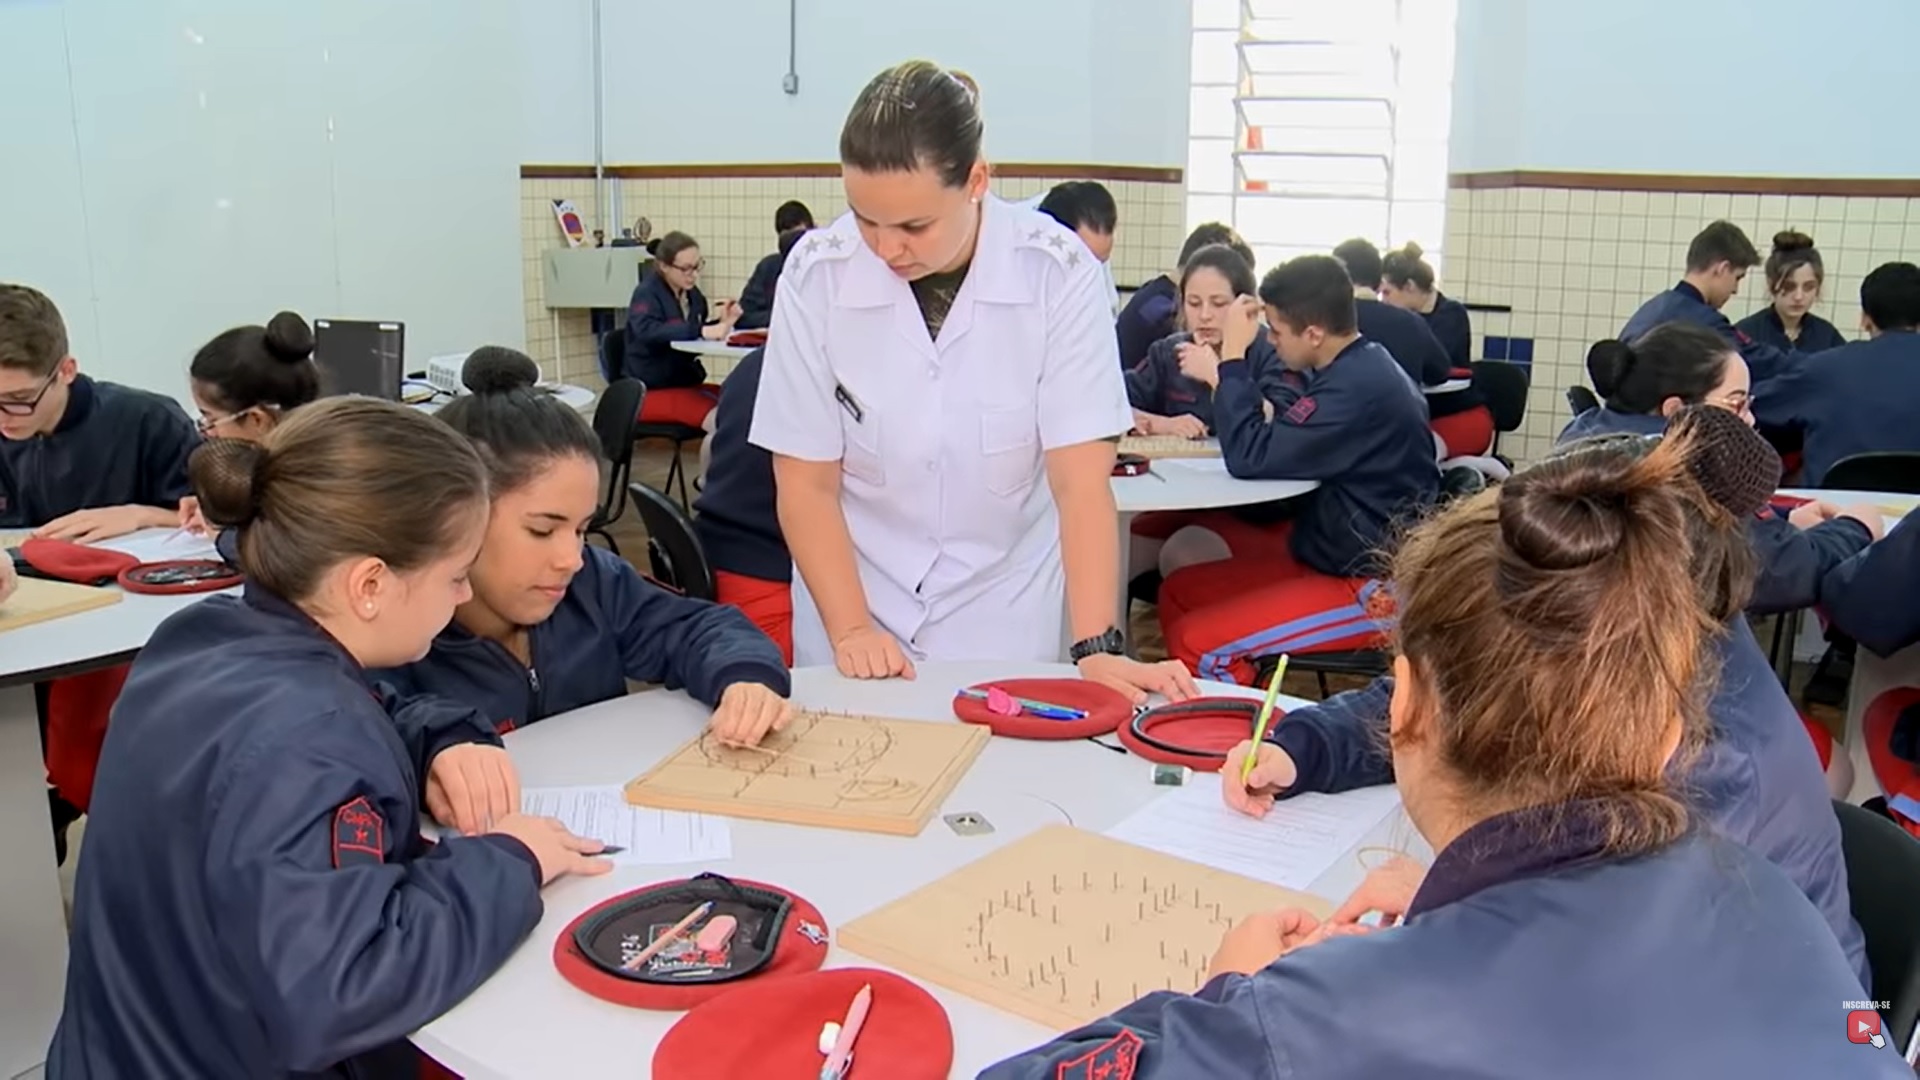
left=1283, top=396, right=1318, bottom=424
left=1055, top=1029, right=1142, bottom=1080
left=332, top=796, right=386, bottom=868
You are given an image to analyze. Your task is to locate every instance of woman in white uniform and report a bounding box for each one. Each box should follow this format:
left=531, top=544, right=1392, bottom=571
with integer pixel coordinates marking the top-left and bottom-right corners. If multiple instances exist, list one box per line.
left=750, top=60, right=1195, bottom=704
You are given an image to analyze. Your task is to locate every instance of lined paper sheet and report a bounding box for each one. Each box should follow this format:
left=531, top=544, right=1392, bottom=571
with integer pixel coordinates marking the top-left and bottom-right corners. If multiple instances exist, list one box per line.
left=522, top=786, right=731, bottom=866
left=1107, top=780, right=1401, bottom=891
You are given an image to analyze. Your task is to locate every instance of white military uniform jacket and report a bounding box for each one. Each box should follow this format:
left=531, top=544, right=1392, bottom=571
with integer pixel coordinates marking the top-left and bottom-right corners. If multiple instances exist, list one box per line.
left=750, top=196, right=1132, bottom=666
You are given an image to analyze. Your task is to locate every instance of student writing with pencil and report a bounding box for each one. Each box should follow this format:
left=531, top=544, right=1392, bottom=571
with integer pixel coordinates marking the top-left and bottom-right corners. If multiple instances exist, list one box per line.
left=985, top=426, right=1896, bottom=1078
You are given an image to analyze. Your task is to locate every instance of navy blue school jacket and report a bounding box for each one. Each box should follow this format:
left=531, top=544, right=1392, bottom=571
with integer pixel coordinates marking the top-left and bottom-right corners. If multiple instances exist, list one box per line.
left=622, top=270, right=710, bottom=390
left=1823, top=511, right=1920, bottom=659
left=376, top=545, right=788, bottom=733
left=1124, top=332, right=1284, bottom=432
left=0, top=374, right=195, bottom=528
left=1215, top=337, right=1438, bottom=576
left=1752, top=330, right=1920, bottom=486
left=1622, top=281, right=1792, bottom=382
left=737, top=252, right=782, bottom=330
left=50, top=586, right=542, bottom=1079
left=1266, top=618, right=1867, bottom=990
left=1423, top=292, right=1473, bottom=369
left=1355, top=297, right=1451, bottom=386
left=1736, top=306, right=1848, bottom=356
left=982, top=800, right=1898, bottom=1080
left=1115, top=275, right=1179, bottom=370
left=1557, top=406, right=1870, bottom=613
left=693, top=348, right=786, bottom=582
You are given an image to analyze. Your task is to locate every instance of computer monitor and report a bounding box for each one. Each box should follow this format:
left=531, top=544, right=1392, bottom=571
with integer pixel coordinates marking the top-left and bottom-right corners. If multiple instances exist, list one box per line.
left=313, top=319, right=405, bottom=401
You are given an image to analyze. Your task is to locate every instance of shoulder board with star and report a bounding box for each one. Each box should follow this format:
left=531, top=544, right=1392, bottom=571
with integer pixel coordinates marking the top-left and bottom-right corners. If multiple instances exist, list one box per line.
left=783, top=222, right=857, bottom=283
left=1016, top=215, right=1091, bottom=272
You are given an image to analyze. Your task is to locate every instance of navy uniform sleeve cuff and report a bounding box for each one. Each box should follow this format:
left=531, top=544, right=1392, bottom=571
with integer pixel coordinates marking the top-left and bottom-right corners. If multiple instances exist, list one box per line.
left=710, top=662, right=793, bottom=700
left=1271, top=721, right=1332, bottom=797
left=1217, top=357, right=1253, bottom=383
left=477, top=834, right=544, bottom=891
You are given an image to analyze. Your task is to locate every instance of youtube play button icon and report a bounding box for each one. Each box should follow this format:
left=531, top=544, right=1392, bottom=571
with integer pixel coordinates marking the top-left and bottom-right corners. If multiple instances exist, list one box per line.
left=1848, top=1009, right=1886, bottom=1049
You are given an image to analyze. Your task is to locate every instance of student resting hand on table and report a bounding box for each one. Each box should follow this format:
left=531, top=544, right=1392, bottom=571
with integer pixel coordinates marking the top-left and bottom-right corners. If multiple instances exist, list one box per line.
left=374, top=348, right=792, bottom=834
left=176, top=309, right=321, bottom=535
left=987, top=425, right=1897, bottom=1080
left=747, top=60, right=1196, bottom=705
left=51, top=398, right=611, bottom=1079
left=1224, top=407, right=1869, bottom=989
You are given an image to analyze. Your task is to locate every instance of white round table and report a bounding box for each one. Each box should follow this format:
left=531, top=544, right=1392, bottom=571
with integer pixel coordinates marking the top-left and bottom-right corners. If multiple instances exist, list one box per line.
left=670, top=339, right=754, bottom=382
left=408, top=382, right=598, bottom=417
left=0, top=568, right=227, bottom=1077
left=1422, top=377, right=1472, bottom=395
left=411, top=662, right=1407, bottom=1079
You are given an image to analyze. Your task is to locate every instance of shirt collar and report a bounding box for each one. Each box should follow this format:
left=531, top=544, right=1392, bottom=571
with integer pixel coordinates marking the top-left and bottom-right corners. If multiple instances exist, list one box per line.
left=52, top=373, right=96, bottom=435
left=240, top=580, right=368, bottom=678
left=838, top=195, right=1030, bottom=309
left=1406, top=798, right=1622, bottom=918
left=1674, top=280, right=1708, bottom=306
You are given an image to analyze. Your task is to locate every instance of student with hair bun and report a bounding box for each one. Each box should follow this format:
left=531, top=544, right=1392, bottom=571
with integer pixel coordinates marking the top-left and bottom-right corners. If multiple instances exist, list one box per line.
left=377, top=347, right=791, bottom=827
left=177, top=310, right=321, bottom=533
left=1566, top=321, right=1879, bottom=612
left=622, top=230, right=737, bottom=427
left=53, top=398, right=613, bottom=1079
left=1736, top=230, right=1847, bottom=356
left=1621, top=219, right=1791, bottom=381
left=987, top=422, right=1899, bottom=1079
left=1379, top=241, right=1472, bottom=369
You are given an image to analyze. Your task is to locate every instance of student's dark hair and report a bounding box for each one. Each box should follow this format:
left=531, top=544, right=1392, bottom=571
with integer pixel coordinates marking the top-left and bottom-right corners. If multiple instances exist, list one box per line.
left=1037, top=181, right=1118, bottom=235
left=1685, top=220, right=1761, bottom=273
left=1177, top=222, right=1253, bottom=271
left=655, top=232, right=700, bottom=271
left=0, top=284, right=69, bottom=376
left=1860, top=261, right=1920, bottom=332
left=438, top=347, right=601, bottom=495
left=1257, top=255, right=1357, bottom=335
left=839, top=60, right=982, bottom=188
left=1391, top=432, right=1717, bottom=856
left=189, top=311, right=321, bottom=415
left=1332, top=238, right=1384, bottom=289
left=1585, top=322, right=1736, bottom=415
left=189, top=398, right=488, bottom=602
left=644, top=238, right=662, bottom=257
left=1764, top=230, right=1824, bottom=293
left=1381, top=242, right=1436, bottom=292
left=773, top=200, right=814, bottom=234
left=1179, top=243, right=1256, bottom=298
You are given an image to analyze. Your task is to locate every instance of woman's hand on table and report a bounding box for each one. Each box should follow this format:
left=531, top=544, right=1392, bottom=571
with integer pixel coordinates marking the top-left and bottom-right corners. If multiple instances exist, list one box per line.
left=1221, top=739, right=1298, bottom=817
left=1329, top=854, right=1427, bottom=928
left=1076, top=653, right=1198, bottom=706
left=177, top=496, right=213, bottom=537
left=426, top=744, right=521, bottom=836
left=832, top=624, right=916, bottom=680
left=710, top=681, right=793, bottom=747
left=1837, top=503, right=1887, bottom=541
left=489, top=813, right=613, bottom=885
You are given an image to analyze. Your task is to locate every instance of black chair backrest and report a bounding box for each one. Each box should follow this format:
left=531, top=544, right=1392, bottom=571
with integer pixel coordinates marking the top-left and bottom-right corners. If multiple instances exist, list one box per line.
left=1823, top=452, right=1920, bottom=496
left=1565, top=385, right=1601, bottom=417
left=628, top=480, right=716, bottom=601
left=589, top=379, right=645, bottom=524
left=598, top=328, right=625, bottom=384
left=1835, top=799, right=1920, bottom=1059
left=1470, top=360, right=1529, bottom=433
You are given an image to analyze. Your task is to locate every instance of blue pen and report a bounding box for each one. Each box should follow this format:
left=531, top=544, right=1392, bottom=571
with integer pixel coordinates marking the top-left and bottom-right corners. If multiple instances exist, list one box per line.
left=956, top=688, right=1088, bottom=720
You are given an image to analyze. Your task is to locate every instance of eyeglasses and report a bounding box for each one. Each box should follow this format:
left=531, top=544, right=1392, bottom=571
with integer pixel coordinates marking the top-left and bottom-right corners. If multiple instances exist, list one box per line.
left=667, top=259, right=705, bottom=275
left=0, top=372, right=58, bottom=417
left=1708, top=390, right=1753, bottom=415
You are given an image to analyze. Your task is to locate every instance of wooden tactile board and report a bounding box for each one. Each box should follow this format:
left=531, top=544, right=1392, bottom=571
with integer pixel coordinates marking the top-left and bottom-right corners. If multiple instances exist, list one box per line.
left=839, top=825, right=1331, bottom=1030
left=1117, top=435, right=1222, bottom=459
left=624, top=709, right=989, bottom=837
left=0, top=576, right=121, bottom=634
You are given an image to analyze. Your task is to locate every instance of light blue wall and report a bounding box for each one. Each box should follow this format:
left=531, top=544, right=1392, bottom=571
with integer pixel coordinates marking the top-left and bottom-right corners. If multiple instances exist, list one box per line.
left=1452, top=0, right=1920, bottom=177
left=1, top=0, right=525, bottom=389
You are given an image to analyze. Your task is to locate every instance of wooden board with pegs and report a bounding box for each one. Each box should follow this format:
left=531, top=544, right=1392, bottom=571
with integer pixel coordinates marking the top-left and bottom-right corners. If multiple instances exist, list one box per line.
left=838, top=824, right=1331, bottom=1031
left=1117, top=435, right=1222, bottom=460
left=624, top=709, right=989, bottom=837
left=0, top=576, right=121, bottom=635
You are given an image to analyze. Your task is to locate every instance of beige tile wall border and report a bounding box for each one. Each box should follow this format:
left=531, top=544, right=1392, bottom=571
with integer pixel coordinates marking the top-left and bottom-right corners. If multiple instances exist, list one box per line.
left=1452, top=170, right=1920, bottom=198
left=524, top=163, right=1184, bottom=183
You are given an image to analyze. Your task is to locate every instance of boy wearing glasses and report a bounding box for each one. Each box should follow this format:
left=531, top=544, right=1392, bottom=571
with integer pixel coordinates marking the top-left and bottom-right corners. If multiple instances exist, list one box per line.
left=0, top=284, right=197, bottom=543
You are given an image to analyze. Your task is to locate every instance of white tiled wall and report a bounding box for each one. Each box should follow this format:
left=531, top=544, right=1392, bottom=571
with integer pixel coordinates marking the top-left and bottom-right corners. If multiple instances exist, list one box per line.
left=1443, top=184, right=1919, bottom=463
left=521, top=173, right=1188, bottom=384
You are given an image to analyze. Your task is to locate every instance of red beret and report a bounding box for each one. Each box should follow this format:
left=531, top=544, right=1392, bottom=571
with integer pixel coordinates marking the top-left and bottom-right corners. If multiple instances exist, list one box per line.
left=652, top=967, right=953, bottom=1080
left=1119, top=696, right=1281, bottom=772
left=19, top=538, right=136, bottom=585
left=952, top=678, right=1132, bottom=739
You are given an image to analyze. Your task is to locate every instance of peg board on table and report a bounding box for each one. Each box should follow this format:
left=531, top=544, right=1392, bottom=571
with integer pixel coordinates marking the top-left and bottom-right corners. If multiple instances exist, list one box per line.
left=624, top=709, right=989, bottom=837
left=1117, top=435, right=1221, bottom=459
left=839, top=825, right=1332, bottom=1031
left=0, top=530, right=28, bottom=550
left=0, top=576, right=121, bottom=634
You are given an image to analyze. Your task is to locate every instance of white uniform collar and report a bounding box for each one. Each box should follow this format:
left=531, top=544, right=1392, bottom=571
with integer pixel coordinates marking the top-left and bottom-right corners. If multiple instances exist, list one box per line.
left=836, top=195, right=1031, bottom=309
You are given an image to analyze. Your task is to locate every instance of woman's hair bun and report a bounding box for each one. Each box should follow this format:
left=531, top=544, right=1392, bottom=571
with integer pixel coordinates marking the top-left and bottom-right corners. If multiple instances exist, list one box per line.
left=1585, top=338, right=1635, bottom=398
left=1400, top=241, right=1423, bottom=259
left=1772, top=230, right=1816, bottom=254
left=1665, top=404, right=1780, bottom=519
left=263, top=311, right=314, bottom=364
left=189, top=438, right=269, bottom=528
left=461, top=346, right=541, bottom=395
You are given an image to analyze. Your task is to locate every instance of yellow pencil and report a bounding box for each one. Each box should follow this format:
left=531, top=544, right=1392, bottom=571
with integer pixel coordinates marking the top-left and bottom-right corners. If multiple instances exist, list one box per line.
left=1239, top=654, right=1290, bottom=786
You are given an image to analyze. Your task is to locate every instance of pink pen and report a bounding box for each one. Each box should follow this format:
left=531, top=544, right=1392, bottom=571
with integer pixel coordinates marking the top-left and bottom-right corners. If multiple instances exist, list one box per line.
left=819, top=983, right=871, bottom=1079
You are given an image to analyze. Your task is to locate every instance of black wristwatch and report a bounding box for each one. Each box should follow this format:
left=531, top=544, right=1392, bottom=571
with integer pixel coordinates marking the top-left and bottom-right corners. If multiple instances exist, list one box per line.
left=1069, top=627, right=1126, bottom=662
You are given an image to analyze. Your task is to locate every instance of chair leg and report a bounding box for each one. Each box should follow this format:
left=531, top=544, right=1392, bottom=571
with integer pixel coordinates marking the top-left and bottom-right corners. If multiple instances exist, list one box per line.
left=1315, top=671, right=1330, bottom=699
left=666, top=446, right=692, bottom=512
